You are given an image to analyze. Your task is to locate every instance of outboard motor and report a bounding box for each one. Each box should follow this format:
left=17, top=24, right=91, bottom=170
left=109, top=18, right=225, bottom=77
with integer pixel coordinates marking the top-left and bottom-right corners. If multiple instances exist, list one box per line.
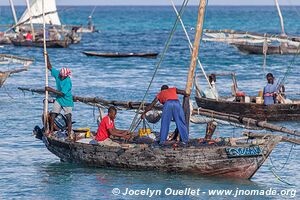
left=54, top=113, right=67, bottom=131
left=33, top=125, right=43, bottom=140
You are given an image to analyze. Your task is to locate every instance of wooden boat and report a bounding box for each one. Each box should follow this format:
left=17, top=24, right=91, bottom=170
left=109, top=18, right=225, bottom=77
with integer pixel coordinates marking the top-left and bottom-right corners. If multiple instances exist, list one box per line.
left=11, top=39, right=70, bottom=48
left=195, top=96, right=300, bottom=121
left=202, top=0, right=300, bottom=55
left=233, top=43, right=300, bottom=55
left=82, top=51, right=159, bottom=58
left=29, top=0, right=295, bottom=180
left=21, top=86, right=299, bottom=178
left=37, top=132, right=281, bottom=179
left=195, top=72, right=300, bottom=121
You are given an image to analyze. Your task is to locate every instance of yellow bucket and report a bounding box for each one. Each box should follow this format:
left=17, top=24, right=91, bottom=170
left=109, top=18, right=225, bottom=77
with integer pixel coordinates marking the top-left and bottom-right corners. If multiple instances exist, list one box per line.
left=138, top=128, right=151, bottom=137
left=258, top=90, right=263, bottom=97
left=76, top=128, right=91, bottom=138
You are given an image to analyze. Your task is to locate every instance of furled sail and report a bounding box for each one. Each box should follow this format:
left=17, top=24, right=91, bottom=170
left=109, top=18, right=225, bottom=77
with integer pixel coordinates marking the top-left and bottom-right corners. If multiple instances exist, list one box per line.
left=18, top=0, right=61, bottom=26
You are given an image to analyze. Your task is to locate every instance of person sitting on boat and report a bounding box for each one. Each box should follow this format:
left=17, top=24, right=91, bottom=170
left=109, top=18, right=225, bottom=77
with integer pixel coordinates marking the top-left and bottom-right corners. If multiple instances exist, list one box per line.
left=263, top=73, right=277, bottom=105
left=141, top=85, right=189, bottom=145
left=25, top=31, right=33, bottom=41
left=44, top=53, right=74, bottom=139
left=93, top=106, right=131, bottom=146
left=202, top=74, right=218, bottom=100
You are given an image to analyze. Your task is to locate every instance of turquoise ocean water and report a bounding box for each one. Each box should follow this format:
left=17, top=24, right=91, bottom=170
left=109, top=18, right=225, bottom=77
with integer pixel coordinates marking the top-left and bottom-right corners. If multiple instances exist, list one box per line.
left=0, top=5, right=299, bottom=199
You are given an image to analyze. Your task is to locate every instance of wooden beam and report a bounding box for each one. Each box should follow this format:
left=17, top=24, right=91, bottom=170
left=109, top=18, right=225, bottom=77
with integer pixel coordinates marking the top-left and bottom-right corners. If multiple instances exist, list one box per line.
left=183, top=0, right=207, bottom=132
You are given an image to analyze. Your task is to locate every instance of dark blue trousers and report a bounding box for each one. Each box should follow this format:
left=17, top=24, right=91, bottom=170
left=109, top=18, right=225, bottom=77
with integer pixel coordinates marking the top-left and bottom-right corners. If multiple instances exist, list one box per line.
left=160, top=100, right=188, bottom=144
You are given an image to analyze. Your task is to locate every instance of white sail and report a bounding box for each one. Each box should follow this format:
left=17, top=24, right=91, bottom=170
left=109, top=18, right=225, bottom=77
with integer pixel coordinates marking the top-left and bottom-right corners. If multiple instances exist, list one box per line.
left=18, top=0, right=61, bottom=26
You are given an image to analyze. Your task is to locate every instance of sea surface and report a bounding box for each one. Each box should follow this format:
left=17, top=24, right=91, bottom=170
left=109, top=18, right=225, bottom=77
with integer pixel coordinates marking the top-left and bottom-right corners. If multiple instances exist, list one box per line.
left=0, top=5, right=299, bottom=200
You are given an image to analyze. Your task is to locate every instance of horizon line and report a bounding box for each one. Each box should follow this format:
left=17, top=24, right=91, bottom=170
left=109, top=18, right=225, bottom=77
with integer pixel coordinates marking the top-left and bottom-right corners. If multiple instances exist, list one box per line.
left=2, top=4, right=300, bottom=6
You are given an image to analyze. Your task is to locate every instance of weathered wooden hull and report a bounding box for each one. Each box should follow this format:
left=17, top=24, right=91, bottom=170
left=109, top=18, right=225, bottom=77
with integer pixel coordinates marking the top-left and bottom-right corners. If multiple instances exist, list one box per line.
left=0, top=37, right=12, bottom=45
left=82, top=51, right=159, bottom=58
left=11, top=39, right=70, bottom=48
left=195, top=97, right=300, bottom=121
left=233, top=43, right=299, bottom=55
left=43, top=135, right=280, bottom=179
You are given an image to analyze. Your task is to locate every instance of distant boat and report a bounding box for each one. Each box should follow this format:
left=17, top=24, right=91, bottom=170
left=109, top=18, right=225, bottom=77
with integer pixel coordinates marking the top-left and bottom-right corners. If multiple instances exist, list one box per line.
left=5, top=0, right=81, bottom=46
left=202, top=0, right=300, bottom=55
left=82, top=51, right=159, bottom=58
left=0, top=54, right=34, bottom=88
left=11, top=39, right=70, bottom=48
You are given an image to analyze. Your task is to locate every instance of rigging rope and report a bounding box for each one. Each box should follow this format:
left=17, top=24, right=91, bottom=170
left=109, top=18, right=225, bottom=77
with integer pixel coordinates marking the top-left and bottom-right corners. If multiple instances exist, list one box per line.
left=279, top=43, right=300, bottom=86
left=128, top=0, right=190, bottom=132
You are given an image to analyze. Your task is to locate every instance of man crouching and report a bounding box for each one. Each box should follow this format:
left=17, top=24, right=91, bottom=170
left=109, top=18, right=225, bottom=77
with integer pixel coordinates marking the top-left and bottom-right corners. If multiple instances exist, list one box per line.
left=93, top=106, right=130, bottom=147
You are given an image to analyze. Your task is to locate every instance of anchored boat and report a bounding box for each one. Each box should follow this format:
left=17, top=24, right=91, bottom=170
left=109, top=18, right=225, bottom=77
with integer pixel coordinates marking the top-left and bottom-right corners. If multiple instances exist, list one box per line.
left=40, top=133, right=280, bottom=179
left=202, top=0, right=300, bottom=55
left=194, top=73, right=300, bottom=121
left=11, top=39, right=70, bottom=48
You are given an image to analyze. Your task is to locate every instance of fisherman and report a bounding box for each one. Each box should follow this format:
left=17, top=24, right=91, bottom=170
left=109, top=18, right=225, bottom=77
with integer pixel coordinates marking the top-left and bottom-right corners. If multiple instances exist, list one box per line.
left=141, top=85, right=189, bottom=145
left=44, top=53, right=74, bottom=139
left=263, top=73, right=277, bottom=105
left=202, top=74, right=218, bottom=99
left=25, top=31, right=33, bottom=41
left=93, top=106, right=131, bottom=146
left=87, top=15, right=95, bottom=32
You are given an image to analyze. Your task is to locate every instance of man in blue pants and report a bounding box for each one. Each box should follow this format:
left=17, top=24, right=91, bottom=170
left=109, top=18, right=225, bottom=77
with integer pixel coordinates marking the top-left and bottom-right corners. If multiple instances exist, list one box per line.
left=141, top=85, right=189, bottom=145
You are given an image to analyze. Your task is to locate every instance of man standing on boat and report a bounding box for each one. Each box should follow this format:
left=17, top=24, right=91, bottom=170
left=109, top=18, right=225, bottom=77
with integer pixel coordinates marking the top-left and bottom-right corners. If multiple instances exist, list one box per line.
left=94, top=106, right=130, bottom=146
left=44, top=53, right=74, bottom=139
left=202, top=74, right=218, bottom=100
left=263, top=73, right=277, bottom=105
left=141, top=85, right=189, bottom=145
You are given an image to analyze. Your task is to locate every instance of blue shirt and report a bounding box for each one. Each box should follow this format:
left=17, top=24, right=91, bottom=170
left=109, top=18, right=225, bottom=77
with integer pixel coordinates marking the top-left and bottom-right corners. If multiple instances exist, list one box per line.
left=263, top=83, right=277, bottom=105
left=51, top=67, right=74, bottom=107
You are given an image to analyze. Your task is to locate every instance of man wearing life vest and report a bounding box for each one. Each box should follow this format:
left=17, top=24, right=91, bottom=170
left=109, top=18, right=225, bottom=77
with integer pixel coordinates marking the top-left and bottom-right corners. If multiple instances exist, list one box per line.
left=263, top=73, right=277, bottom=105
left=44, top=53, right=74, bottom=139
left=142, top=85, right=189, bottom=145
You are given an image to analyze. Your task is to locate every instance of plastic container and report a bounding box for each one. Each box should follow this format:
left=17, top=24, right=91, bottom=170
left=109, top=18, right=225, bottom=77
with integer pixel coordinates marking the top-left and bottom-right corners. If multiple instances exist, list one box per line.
left=138, top=128, right=151, bottom=137
left=256, top=97, right=263, bottom=104
left=245, top=96, right=250, bottom=103
left=258, top=90, right=263, bottom=97
left=76, top=128, right=91, bottom=138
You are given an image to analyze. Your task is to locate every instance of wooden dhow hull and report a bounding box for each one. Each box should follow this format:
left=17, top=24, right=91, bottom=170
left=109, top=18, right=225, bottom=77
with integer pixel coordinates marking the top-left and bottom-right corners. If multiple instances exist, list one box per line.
left=233, top=43, right=300, bottom=55
left=43, top=134, right=280, bottom=179
left=195, top=96, right=300, bottom=121
left=11, top=39, right=70, bottom=48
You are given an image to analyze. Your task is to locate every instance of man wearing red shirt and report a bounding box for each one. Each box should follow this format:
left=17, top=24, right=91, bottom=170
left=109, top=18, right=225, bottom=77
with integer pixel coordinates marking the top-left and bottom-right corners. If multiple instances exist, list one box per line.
left=94, top=106, right=130, bottom=146
left=142, top=85, right=189, bottom=145
left=25, top=31, right=33, bottom=41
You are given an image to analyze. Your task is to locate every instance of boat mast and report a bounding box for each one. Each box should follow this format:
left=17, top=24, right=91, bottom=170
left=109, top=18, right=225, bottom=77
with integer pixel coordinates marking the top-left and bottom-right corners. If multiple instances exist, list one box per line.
left=8, top=0, right=19, bottom=32
left=183, top=0, right=207, bottom=131
left=42, top=0, right=49, bottom=133
left=25, top=0, right=36, bottom=41
left=274, top=0, right=286, bottom=36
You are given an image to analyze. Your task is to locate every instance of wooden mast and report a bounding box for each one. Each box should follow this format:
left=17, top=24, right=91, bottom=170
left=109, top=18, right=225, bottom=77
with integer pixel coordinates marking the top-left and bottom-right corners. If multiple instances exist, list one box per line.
left=42, top=0, right=49, bottom=133
left=183, top=0, right=207, bottom=131
left=9, top=0, right=19, bottom=32
left=274, top=0, right=286, bottom=36
left=25, top=0, right=36, bottom=41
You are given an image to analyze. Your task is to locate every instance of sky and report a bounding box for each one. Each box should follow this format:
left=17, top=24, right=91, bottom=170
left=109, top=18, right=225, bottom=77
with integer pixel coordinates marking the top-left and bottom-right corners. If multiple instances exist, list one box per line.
left=2, top=0, right=300, bottom=6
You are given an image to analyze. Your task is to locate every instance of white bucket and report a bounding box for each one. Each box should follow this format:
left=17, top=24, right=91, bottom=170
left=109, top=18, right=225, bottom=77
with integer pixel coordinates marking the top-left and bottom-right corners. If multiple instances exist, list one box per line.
left=256, top=97, right=263, bottom=104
